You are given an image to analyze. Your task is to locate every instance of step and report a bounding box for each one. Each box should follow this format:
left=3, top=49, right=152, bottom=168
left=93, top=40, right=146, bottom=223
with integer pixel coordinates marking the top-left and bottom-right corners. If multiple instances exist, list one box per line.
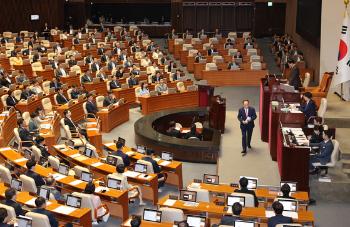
left=341, top=159, right=350, bottom=169
left=343, top=168, right=350, bottom=178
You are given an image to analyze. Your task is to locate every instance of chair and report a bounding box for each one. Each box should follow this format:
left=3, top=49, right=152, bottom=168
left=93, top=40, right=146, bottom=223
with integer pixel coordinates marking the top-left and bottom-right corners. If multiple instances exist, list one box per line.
left=67, top=88, right=73, bottom=99
left=187, top=187, right=210, bottom=202
left=176, top=82, right=185, bottom=92
left=70, top=65, right=82, bottom=75
left=96, top=96, right=104, bottom=108
left=205, top=63, right=217, bottom=71
left=175, top=123, right=182, bottom=130
left=22, top=112, right=30, bottom=126
left=209, top=37, right=218, bottom=44
left=228, top=48, right=238, bottom=56
left=194, top=122, right=203, bottom=129
left=304, top=72, right=333, bottom=98
left=159, top=207, right=185, bottom=223
left=1, top=94, right=8, bottom=110
left=312, top=140, right=340, bottom=176
left=41, top=98, right=53, bottom=114
left=13, top=128, right=33, bottom=150
left=42, top=81, right=51, bottom=94
left=13, top=90, right=22, bottom=100
left=247, top=48, right=257, bottom=56
left=191, top=38, right=201, bottom=45
left=250, top=55, right=261, bottom=62
left=135, top=87, right=142, bottom=103
left=251, top=62, right=262, bottom=70
left=20, top=174, right=37, bottom=194
left=212, top=56, right=224, bottom=64
left=202, top=43, right=211, bottom=50
left=182, top=44, right=193, bottom=51
left=308, top=98, right=327, bottom=124
left=228, top=32, right=237, bottom=39
left=0, top=164, right=12, bottom=185
left=26, top=212, right=51, bottom=227
left=82, top=102, right=96, bottom=119
left=31, top=62, right=43, bottom=72
left=230, top=192, right=255, bottom=207
left=61, top=124, right=87, bottom=148
left=0, top=204, right=16, bottom=222
left=48, top=156, right=60, bottom=171
left=73, top=166, right=90, bottom=178
left=31, top=145, right=42, bottom=163
left=188, top=49, right=198, bottom=57
left=303, top=72, right=311, bottom=88
left=174, top=38, right=184, bottom=45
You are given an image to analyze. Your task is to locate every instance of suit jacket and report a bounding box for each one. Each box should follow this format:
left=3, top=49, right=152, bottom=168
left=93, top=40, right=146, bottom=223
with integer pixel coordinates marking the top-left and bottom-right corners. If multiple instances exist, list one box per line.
left=56, top=93, right=68, bottom=104
left=32, top=208, right=58, bottom=227
left=114, top=150, right=130, bottom=167
left=288, top=66, right=302, bottom=90
left=81, top=74, right=92, bottom=83
left=309, top=132, right=323, bottom=144
left=103, top=96, right=117, bottom=107
left=207, top=48, right=217, bottom=56
left=71, top=90, right=80, bottom=99
left=26, top=170, right=45, bottom=187
left=237, top=107, right=257, bottom=129
left=19, top=127, right=33, bottom=142
left=91, top=63, right=100, bottom=72
left=128, top=78, right=139, bottom=87
left=68, top=59, right=77, bottom=67
left=267, top=214, right=292, bottom=227
left=50, top=61, right=59, bottom=69
left=97, top=48, right=105, bottom=55
left=0, top=223, right=13, bottom=227
left=315, top=140, right=334, bottom=164
left=85, top=56, right=93, bottom=64
left=22, top=49, right=30, bottom=56
left=86, top=101, right=98, bottom=114
left=300, top=100, right=317, bottom=121
left=107, top=61, right=116, bottom=71
left=28, top=118, right=39, bottom=133
left=64, top=117, right=78, bottom=132
left=142, top=156, right=161, bottom=173
left=20, top=90, right=34, bottom=100
left=152, top=75, right=162, bottom=83
left=50, top=81, right=62, bottom=89
left=97, top=72, right=107, bottom=81
left=55, top=68, right=67, bottom=77
left=167, top=129, right=180, bottom=138
left=110, top=80, right=121, bottom=90
left=101, top=54, right=108, bottom=63
left=234, top=188, right=259, bottom=207
left=6, top=95, right=18, bottom=107
left=73, top=38, right=80, bottom=45
left=3, top=199, right=24, bottom=216
left=219, top=215, right=240, bottom=226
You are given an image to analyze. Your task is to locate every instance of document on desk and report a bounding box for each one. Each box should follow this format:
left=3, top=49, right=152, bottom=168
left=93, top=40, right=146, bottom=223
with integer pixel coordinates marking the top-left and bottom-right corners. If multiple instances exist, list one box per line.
left=126, top=151, right=135, bottom=156
left=163, top=199, right=176, bottom=206
left=52, top=173, right=67, bottom=181
left=14, top=157, right=28, bottom=163
left=87, top=127, right=98, bottom=131
left=159, top=161, right=171, bottom=166
left=265, top=211, right=298, bottom=219
left=124, top=171, right=140, bottom=178
left=0, top=147, right=12, bottom=152
left=40, top=124, right=51, bottom=129
left=138, top=174, right=152, bottom=180
left=53, top=205, right=77, bottom=215
left=69, top=153, right=81, bottom=158
left=104, top=142, right=115, bottom=147
left=91, top=162, right=103, bottom=167
left=95, top=186, right=110, bottom=193
left=25, top=198, right=52, bottom=207
left=69, top=179, right=84, bottom=186
left=75, top=155, right=89, bottom=161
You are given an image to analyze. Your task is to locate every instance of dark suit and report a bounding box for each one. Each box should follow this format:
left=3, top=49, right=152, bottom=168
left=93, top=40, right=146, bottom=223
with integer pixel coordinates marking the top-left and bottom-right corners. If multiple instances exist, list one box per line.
left=81, top=74, right=92, bottom=83
left=237, top=107, right=257, bottom=151
left=56, top=93, right=68, bottom=104
left=218, top=215, right=240, bottom=226
left=6, top=96, right=18, bottom=107
left=50, top=61, right=59, bottom=69
left=310, top=140, right=334, bottom=169
left=71, top=90, right=80, bottom=99
left=36, top=144, right=49, bottom=159
left=20, top=90, right=34, bottom=100
left=18, top=127, right=33, bottom=144
left=85, top=57, right=93, bottom=65
left=68, top=59, right=77, bottom=67
left=2, top=199, right=25, bottom=216
left=25, top=170, right=45, bottom=187
left=50, top=81, right=62, bottom=89
left=128, top=78, right=139, bottom=87
left=234, top=188, right=259, bottom=207
left=22, top=49, right=30, bottom=56
left=309, top=131, right=323, bottom=145
left=101, top=54, right=108, bottom=63
left=288, top=66, right=302, bottom=90
left=64, top=117, right=88, bottom=140
left=207, top=48, right=217, bottom=56
left=73, top=38, right=80, bottom=45
left=110, top=80, right=121, bottom=90
left=267, top=214, right=292, bottom=227
left=107, top=61, right=116, bottom=71
left=55, top=68, right=67, bottom=77
left=142, top=156, right=165, bottom=187
left=152, top=75, right=163, bottom=83
left=103, top=96, right=117, bottom=107
left=167, top=129, right=180, bottom=138
left=91, top=63, right=100, bottom=72
left=97, top=48, right=105, bottom=55
left=300, top=100, right=317, bottom=121
left=32, top=208, right=58, bottom=227
left=114, top=150, right=130, bottom=167
left=86, top=101, right=98, bottom=117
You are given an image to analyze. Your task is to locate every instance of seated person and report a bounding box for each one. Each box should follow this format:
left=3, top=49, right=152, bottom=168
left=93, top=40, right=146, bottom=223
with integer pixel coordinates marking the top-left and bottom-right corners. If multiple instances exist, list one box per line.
left=207, top=44, right=217, bottom=56
left=234, top=177, right=259, bottom=207
left=235, top=51, right=243, bottom=59
left=0, top=207, right=14, bottom=227
left=184, top=124, right=202, bottom=140
left=130, top=215, right=142, bottom=227
left=172, top=69, right=182, bottom=81
left=67, top=55, right=77, bottom=67
left=111, top=141, right=130, bottom=167
left=17, top=118, right=34, bottom=147
left=6, top=90, right=18, bottom=108
left=156, top=79, right=168, bottom=94
left=277, top=184, right=295, bottom=200
left=308, top=125, right=323, bottom=147
left=166, top=121, right=180, bottom=138
left=42, top=177, right=64, bottom=201
left=17, top=70, right=28, bottom=83
left=63, top=110, right=88, bottom=140
left=30, top=80, right=43, bottom=94
left=103, top=91, right=118, bottom=107
left=49, top=77, right=62, bottom=90
left=82, top=182, right=109, bottom=223
left=224, top=38, right=235, bottom=49
left=81, top=70, right=93, bottom=83
left=91, top=58, right=100, bottom=73
left=0, top=73, right=11, bottom=88
left=109, top=75, right=121, bottom=90
left=216, top=202, right=242, bottom=226
left=25, top=159, right=46, bottom=187
left=139, top=83, right=150, bottom=96
left=300, top=92, right=317, bottom=122
left=2, top=188, right=25, bottom=216
left=33, top=197, right=58, bottom=227
left=128, top=74, right=139, bottom=87
left=55, top=88, right=69, bottom=105
left=267, top=201, right=293, bottom=227
left=97, top=68, right=107, bottom=81
left=115, top=68, right=124, bottom=79
left=111, top=164, right=145, bottom=205
left=70, top=85, right=81, bottom=99
left=20, top=86, right=35, bottom=100
left=227, top=58, right=240, bottom=70
left=28, top=112, right=39, bottom=135
left=35, top=136, right=50, bottom=160
left=55, top=64, right=67, bottom=77
left=86, top=94, right=98, bottom=117
left=309, top=130, right=334, bottom=174
left=142, top=149, right=165, bottom=188
left=152, top=71, right=163, bottom=83
left=194, top=52, right=204, bottom=63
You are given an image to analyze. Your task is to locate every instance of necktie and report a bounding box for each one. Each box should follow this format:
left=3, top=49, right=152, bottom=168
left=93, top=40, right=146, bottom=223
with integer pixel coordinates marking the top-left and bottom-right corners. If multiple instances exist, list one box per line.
left=245, top=108, right=248, bottom=117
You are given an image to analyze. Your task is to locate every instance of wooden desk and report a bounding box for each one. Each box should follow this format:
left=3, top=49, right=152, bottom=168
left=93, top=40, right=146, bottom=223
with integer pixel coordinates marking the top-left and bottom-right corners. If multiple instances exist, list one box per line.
left=201, top=70, right=268, bottom=86
left=53, top=145, right=160, bottom=205
left=97, top=103, right=130, bottom=133
left=122, top=219, right=173, bottom=227
left=38, top=114, right=61, bottom=153
left=0, top=182, right=92, bottom=227
left=85, top=121, right=103, bottom=154
left=16, top=96, right=47, bottom=114
left=36, top=69, right=55, bottom=81
left=139, top=91, right=199, bottom=115
left=56, top=99, right=85, bottom=122
left=168, top=39, right=174, bottom=54
left=84, top=81, right=108, bottom=96
left=113, top=87, right=137, bottom=104
left=0, top=110, right=17, bottom=147
left=61, top=75, right=81, bottom=87
left=104, top=143, right=183, bottom=189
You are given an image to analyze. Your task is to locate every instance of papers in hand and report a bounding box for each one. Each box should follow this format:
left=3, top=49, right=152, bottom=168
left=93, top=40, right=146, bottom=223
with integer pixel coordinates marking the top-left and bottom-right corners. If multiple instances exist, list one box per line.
left=124, top=171, right=140, bottom=178
left=52, top=205, right=77, bottom=215
left=163, top=199, right=176, bottom=206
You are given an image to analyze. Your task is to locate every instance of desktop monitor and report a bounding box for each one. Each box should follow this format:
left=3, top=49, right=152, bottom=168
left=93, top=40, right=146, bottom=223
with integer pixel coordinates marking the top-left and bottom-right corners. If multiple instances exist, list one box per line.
left=84, top=146, right=94, bottom=157
left=81, top=171, right=92, bottom=182
left=240, top=176, right=258, bottom=190
left=186, top=215, right=206, bottom=227
left=11, top=179, right=22, bottom=191
left=143, top=209, right=162, bottom=223
left=280, top=181, right=297, bottom=192
left=107, top=177, right=122, bottom=190
left=179, top=190, right=197, bottom=202
left=161, top=152, right=173, bottom=161
left=66, top=195, right=82, bottom=208
left=134, top=163, right=147, bottom=173
left=203, top=174, right=219, bottom=185
left=58, top=164, right=69, bottom=176
left=30, top=15, right=39, bottom=21
left=38, top=187, right=50, bottom=200
left=106, top=155, right=118, bottom=166
left=277, top=199, right=298, bottom=212
left=227, top=195, right=245, bottom=207
left=235, top=220, right=255, bottom=227
left=17, top=215, right=32, bottom=227
left=136, top=145, right=146, bottom=154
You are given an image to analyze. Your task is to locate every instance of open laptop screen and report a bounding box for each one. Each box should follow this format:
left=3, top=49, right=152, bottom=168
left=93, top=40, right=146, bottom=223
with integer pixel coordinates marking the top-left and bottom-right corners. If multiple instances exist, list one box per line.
left=278, top=199, right=298, bottom=212
left=280, top=181, right=297, bottom=192
left=186, top=215, right=206, bottom=227
left=227, top=195, right=245, bottom=207
left=240, top=176, right=258, bottom=190
left=107, top=177, right=122, bottom=190
left=143, top=209, right=162, bottom=223
left=203, top=174, right=219, bottom=185
left=66, top=195, right=82, bottom=208
left=134, top=163, right=147, bottom=173
left=180, top=190, right=197, bottom=202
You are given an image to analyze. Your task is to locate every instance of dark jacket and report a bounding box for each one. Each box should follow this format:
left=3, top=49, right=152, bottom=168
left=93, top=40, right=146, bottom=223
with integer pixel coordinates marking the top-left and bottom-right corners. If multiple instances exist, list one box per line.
left=81, top=74, right=92, bottom=83
left=109, top=80, right=121, bottom=90
left=267, top=214, right=293, bottom=227
left=103, top=96, right=117, bottom=107
left=32, top=208, right=58, bottom=227
left=128, top=78, right=139, bottom=87
left=219, top=215, right=240, bottom=226
left=237, top=107, right=257, bottom=129
left=18, top=127, right=33, bottom=142
left=25, top=170, right=45, bottom=187
left=142, top=156, right=161, bottom=173
left=300, top=100, right=317, bottom=121
left=86, top=101, right=98, bottom=115
left=114, top=150, right=130, bottom=167
left=64, top=117, right=78, bottom=132
left=234, top=187, right=259, bottom=207
left=6, top=95, right=18, bottom=107
left=50, top=81, right=62, bottom=89
left=3, top=199, right=24, bottom=216
left=56, top=93, right=68, bottom=105
left=288, top=67, right=302, bottom=90
left=315, top=140, right=334, bottom=164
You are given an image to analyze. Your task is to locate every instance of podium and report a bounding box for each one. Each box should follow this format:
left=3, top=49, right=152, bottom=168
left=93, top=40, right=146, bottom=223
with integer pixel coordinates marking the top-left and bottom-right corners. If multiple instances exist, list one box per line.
left=209, top=96, right=226, bottom=133
left=198, top=85, right=214, bottom=107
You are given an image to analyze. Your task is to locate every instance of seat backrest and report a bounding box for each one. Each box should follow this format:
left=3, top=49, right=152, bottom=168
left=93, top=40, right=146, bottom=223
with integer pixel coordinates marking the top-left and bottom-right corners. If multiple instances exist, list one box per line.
left=0, top=204, right=16, bottom=222
left=188, top=49, right=198, bottom=57
left=319, top=73, right=333, bottom=92
left=250, top=55, right=261, bottom=62
left=62, top=124, right=72, bottom=139
left=26, top=212, right=51, bottom=227
left=247, top=48, right=257, bottom=56
left=96, top=96, right=104, bottom=108
left=71, top=65, right=82, bottom=75
left=251, top=62, right=262, bottom=70
left=73, top=165, right=90, bottom=178
left=187, top=187, right=210, bottom=202
left=32, top=62, right=43, bottom=71
left=159, top=207, right=185, bottom=223
left=67, top=88, right=73, bottom=99
left=72, top=192, right=97, bottom=221
left=134, top=87, right=142, bottom=97
left=20, top=174, right=37, bottom=193
left=0, top=164, right=12, bottom=184
left=202, top=43, right=210, bottom=50
left=53, top=94, right=59, bottom=105
left=31, top=145, right=42, bottom=162
left=42, top=81, right=51, bottom=94
left=13, top=90, right=22, bottom=100
left=329, top=140, right=340, bottom=167
left=228, top=32, right=237, bottom=39
left=136, top=160, right=154, bottom=174
left=1, top=94, right=8, bottom=107
left=41, top=98, right=52, bottom=112
left=82, top=102, right=88, bottom=114
left=22, top=112, right=30, bottom=125
left=317, top=98, right=327, bottom=118
left=177, top=82, right=185, bottom=92
left=228, top=48, right=238, bottom=56
left=231, top=192, right=255, bottom=207
left=303, top=73, right=311, bottom=88
left=48, top=156, right=60, bottom=171
left=174, top=39, right=184, bottom=45
left=13, top=128, right=21, bottom=144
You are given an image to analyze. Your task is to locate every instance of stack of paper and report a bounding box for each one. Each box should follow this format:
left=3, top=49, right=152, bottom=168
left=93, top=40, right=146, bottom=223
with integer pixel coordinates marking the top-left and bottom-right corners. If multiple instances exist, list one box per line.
left=124, top=171, right=140, bottom=178
left=53, top=205, right=77, bottom=215
left=163, top=199, right=176, bottom=206
left=160, top=161, right=171, bottom=166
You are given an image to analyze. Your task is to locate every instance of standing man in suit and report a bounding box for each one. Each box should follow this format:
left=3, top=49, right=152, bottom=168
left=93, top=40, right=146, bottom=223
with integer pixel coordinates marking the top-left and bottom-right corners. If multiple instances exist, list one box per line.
left=287, top=59, right=302, bottom=90
left=267, top=201, right=293, bottom=227
left=237, top=100, right=257, bottom=156
left=309, top=130, right=334, bottom=174
left=86, top=94, right=98, bottom=117
left=33, top=197, right=58, bottom=227
left=300, top=92, right=317, bottom=122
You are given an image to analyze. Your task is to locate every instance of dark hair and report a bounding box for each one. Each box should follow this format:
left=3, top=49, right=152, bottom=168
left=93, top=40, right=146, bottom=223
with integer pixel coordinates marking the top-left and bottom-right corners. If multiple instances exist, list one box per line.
left=84, top=181, right=95, bottom=194
left=46, top=177, right=55, bottom=186
left=116, top=164, right=125, bottom=173
left=288, top=59, right=295, bottom=64
left=130, top=215, right=141, bottom=227
left=30, top=111, right=37, bottom=118
left=5, top=188, right=16, bottom=200
left=303, top=92, right=312, bottom=99
left=323, top=130, right=332, bottom=139
left=190, top=124, right=196, bottom=134
left=35, top=136, right=45, bottom=145
left=232, top=202, right=243, bottom=215
left=35, top=196, right=46, bottom=208
left=169, top=121, right=176, bottom=128
left=281, top=183, right=291, bottom=197
left=116, top=141, right=124, bottom=149
left=63, top=109, right=69, bottom=116
left=0, top=208, right=7, bottom=223
left=146, top=148, right=154, bottom=156
left=313, top=125, right=321, bottom=132
left=177, top=221, right=189, bottom=227
left=314, top=116, right=323, bottom=124
left=26, top=159, right=36, bottom=170
left=242, top=99, right=249, bottom=104
left=272, top=201, right=284, bottom=215
left=239, top=177, right=248, bottom=188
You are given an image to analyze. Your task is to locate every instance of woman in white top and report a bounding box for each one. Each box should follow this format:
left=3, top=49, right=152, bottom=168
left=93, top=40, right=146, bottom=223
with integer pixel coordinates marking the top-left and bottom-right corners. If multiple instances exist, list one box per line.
left=83, top=182, right=110, bottom=223
left=139, top=82, right=150, bottom=96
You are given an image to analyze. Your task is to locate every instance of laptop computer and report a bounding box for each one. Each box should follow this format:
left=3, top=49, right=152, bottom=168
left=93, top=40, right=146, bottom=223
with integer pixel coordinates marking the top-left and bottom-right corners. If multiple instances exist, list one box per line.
left=134, top=163, right=147, bottom=174
left=280, top=181, right=297, bottom=192
left=186, top=215, right=206, bottom=227
left=58, top=164, right=69, bottom=176
left=240, top=176, right=258, bottom=190
left=106, top=155, right=118, bottom=166
left=107, top=177, right=122, bottom=190
left=84, top=146, right=94, bottom=157
left=143, top=209, right=162, bottom=223
left=277, top=198, right=298, bottom=212
left=11, top=179, right=22, bottom=191
left=136, top=145, right=146, bottom=154
left=38, top=187, right=51, bottom=200
left=227, top=195, right=245, bottom=207
left=80, top=171, right=92, bottom=182
left=17, top=215, right=32, bottom=227
left=161, top=152, right=173, bottom=161
left=179, top=190, right=197, bottom=202
left=66, top=195, right=82, bottom=208
left=203, top=174, right=219, bottom=185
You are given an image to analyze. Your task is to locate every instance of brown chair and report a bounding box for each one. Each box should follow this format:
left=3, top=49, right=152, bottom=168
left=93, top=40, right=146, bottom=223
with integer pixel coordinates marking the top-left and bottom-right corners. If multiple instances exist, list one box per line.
left=304, top=72, right=333, bottom=98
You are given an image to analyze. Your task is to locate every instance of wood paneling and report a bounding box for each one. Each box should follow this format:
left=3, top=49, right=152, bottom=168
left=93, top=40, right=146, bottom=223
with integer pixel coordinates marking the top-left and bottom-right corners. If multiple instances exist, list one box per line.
left=209, top=5, right=222, bottom=31
left=254, top=2, right=286, bottom=37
